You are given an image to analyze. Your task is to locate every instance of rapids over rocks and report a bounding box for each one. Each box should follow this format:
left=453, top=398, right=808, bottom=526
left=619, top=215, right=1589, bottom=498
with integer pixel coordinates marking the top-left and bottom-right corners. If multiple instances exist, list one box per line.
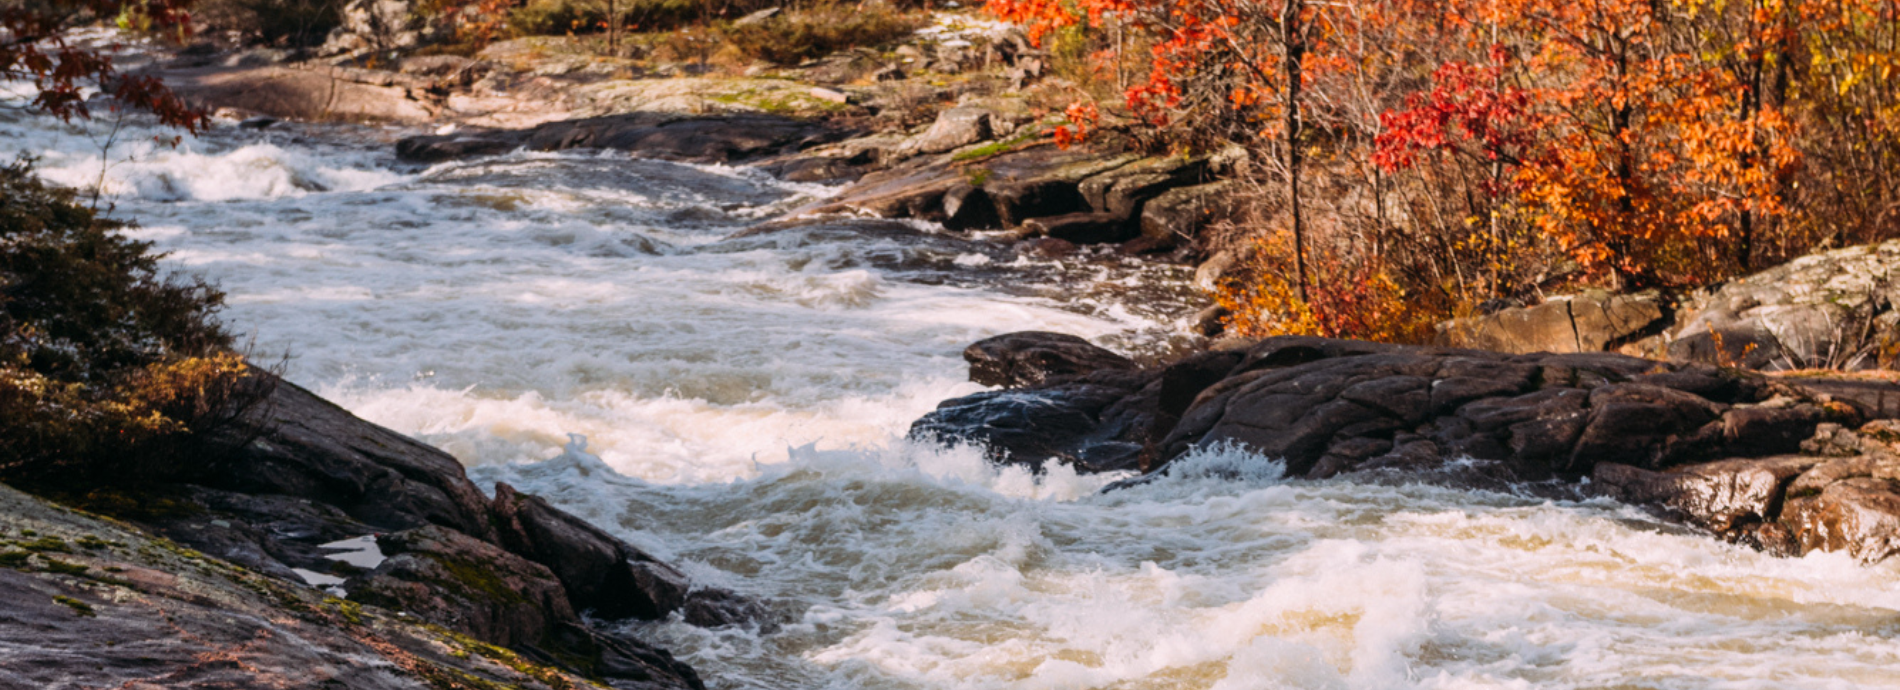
left=7, top=104, right=1900, bottom=689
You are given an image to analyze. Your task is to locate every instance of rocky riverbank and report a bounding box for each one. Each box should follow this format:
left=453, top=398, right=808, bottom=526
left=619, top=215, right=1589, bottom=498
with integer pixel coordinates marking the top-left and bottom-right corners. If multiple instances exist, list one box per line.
left=1, top=375, right=769, bottom=689
left=912, top=330, right=1900, bottom=564
left=141, top=11, right=1243, bottom=272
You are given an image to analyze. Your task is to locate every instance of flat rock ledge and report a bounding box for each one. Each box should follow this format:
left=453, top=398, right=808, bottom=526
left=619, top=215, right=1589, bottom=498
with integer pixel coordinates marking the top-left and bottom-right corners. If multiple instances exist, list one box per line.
left=912, top=332, right=1900, bottom=563
left=395, top=111, right=851, bottom=164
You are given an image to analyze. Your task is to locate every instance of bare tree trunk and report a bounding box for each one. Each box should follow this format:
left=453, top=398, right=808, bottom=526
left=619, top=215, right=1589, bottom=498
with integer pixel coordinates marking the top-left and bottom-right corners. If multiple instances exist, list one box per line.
left=1282, top=0, right=1310, bottom=304
left=607, top=0, right=619, bottom=57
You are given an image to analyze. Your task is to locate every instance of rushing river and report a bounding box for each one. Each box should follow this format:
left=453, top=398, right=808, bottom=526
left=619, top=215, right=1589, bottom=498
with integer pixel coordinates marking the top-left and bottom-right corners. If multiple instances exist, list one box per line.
left=7, top=105, right=1900, bottom=689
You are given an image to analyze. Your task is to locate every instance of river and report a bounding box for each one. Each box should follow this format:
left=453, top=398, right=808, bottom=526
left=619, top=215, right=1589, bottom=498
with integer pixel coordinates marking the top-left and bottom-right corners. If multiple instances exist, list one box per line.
left=6, top=105, right=1899, bottom=689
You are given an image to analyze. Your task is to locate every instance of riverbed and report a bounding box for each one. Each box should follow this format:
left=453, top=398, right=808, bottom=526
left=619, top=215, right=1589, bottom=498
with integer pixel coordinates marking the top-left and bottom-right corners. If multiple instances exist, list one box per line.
left=7, top=107, right=1899, bottom=690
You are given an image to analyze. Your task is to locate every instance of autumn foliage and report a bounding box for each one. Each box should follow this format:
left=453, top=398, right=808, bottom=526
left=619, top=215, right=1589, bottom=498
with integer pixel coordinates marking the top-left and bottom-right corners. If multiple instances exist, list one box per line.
left=986, top=0, right=1900, bottom=340
left=2, top=0, right=207, bottom=133
left=0, top=161, right=268, bottom=485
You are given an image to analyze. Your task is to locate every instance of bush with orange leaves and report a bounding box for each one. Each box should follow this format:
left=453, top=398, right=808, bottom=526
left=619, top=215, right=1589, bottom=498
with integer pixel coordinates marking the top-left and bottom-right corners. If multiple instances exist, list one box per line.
left=989, top=0, right=1900, bottom=344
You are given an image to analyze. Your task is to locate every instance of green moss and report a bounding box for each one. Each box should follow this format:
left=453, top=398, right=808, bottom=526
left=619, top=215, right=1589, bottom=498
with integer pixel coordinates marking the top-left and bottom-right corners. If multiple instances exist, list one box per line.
left=53, top=595, right=94, bottom=617
left=951, top=129, right=1043, bottom=163
left=325, top=597, right=365, bottom=626
left=0, top=551, right=28, bottom=568
left=433, top=555, right=531, bottom=606
left=76, top=534, right=116, bottom=550
left=40, top=557, right=89, bottom=575
left=155, top=540, right=204, bottom=561
left=1789, top=487, right=1823, bottom=499
left=424, top=624, right=590, bottom=689
left=21, top=536, right=70, bottom=553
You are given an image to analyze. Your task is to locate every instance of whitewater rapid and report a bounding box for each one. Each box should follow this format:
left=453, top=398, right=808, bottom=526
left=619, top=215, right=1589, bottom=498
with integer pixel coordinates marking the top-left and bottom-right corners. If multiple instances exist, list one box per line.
left=7, top=108, right=1898, bottom=689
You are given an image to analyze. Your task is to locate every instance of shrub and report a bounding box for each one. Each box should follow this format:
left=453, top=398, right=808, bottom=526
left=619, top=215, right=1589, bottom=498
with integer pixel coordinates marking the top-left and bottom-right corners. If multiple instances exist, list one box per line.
left=193, top=0, right=343, bottom=48
left=0, top=160, right=268, bottom=486
left=715, top=3, right=925, bottom=65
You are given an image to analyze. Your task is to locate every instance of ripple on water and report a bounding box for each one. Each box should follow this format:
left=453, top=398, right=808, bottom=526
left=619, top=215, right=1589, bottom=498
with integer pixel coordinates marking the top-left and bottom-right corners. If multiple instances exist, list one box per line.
left=7, top=103, right=1897, bottom=690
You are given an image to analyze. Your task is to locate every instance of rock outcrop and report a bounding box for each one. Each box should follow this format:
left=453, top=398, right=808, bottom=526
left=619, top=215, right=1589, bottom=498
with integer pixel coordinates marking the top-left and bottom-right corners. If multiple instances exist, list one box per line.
left=1433, top=240, right=1900, bottom=372
left=1434, top=290, right=1671, bottom=355
left=396, top=111, right=851, bottom=163
left=0, top=482, right=696, bottom=689
left=916, top=330, right=1900, bottom=562
left=916, top=333, right=1850, bottom=480
left=1666, top=239, right=1900, bottom=370
left=40, top=374, right=768, bottom=687
left=784, top=142, right=1226, bottom=254
left=1594, top=421, right=1900, bottom=563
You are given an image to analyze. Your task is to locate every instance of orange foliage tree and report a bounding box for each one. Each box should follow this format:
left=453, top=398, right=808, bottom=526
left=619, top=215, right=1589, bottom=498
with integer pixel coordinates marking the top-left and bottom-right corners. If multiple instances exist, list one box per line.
left=989, top=0, right=1900, bottom=340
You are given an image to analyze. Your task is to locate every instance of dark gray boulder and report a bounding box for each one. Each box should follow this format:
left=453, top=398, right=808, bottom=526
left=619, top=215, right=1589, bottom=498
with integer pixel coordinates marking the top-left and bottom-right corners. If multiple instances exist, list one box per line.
left=963, top=331, right=1137, bottom=388
left=914, top=333, right=1850, bottom=483
left=397, top=112, right=847, bottom=163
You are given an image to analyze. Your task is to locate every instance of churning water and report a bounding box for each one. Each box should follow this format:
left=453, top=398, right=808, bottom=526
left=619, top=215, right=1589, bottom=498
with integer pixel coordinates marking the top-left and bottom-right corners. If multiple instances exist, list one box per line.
left=7, top=105, right=1900, bottom=689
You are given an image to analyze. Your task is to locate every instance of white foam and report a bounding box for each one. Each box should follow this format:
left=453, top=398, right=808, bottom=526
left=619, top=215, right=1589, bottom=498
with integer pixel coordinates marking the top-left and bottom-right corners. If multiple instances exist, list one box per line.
left=10, top=84, right=1900, bottom=690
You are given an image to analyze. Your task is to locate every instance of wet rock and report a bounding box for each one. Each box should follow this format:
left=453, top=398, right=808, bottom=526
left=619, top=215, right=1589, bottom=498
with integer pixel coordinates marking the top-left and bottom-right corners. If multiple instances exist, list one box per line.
left=917, top=333, right=1840, bottom=483
left=161, top=65, right=440, bottom=123
left=989, top=178, right=1090, bottom=228
left=118, top=374, right=756, bottom=677
left=682, top=588, right=779, bottom=631
left=1194, top=250, right=1240, bottom=292
left=1023, top=211, right=1133, bottom=244
left=1193, top=305, right=1232, bottom=337
left=802, top=147, right=1134, bottom=226
left=0, top=482, right=655, bottom=690
left=1019, top=236, right=1077, bottom=258
left=347, top=525, right=576, bottom=650
left=942, top=183, right=1000, bottom=231
left=963, top=331, right=1137, bottom=388
left=909, top=377, right=1152, bottom=472
left=488, top=483, right=689, bottom=620
left=395, top=134, right=519, bottom=162
left=1781, top=477, right=1900, bottom=563
left=1593, top=457, right=1821, bottom=542
left=203, top=378, right=496, bottom=541
left=396, top=112, right=847, bottom=163
left=1078, top=156, right=1209, bottom=221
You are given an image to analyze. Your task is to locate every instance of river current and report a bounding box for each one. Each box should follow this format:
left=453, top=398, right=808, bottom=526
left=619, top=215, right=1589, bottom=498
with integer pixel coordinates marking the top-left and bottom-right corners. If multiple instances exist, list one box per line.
left=7, top=104, right=1900, bottom=689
